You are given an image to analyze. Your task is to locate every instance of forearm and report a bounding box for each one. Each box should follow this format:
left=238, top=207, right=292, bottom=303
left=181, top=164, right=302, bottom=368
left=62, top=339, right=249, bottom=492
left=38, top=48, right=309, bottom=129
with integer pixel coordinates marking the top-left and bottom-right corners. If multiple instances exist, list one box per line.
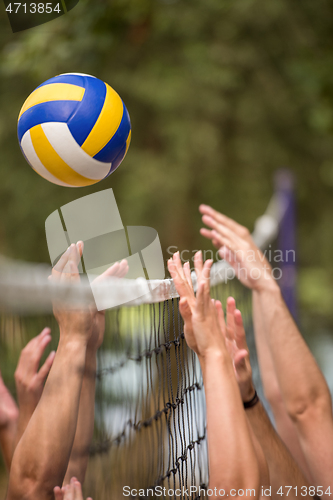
left=247, top=425, right=270, bottom=489
left=8, top=337, right=87, bottom=500
left=201, top=351, right=260, bottom=494
left=0, top=419, right=18, bottom=471
left=15, top=407, right=36, bottom=450
left=246, top=401, right=311, bottom=498
left=252, top=292, right=312, bottom=481
left=64, top=350, right=97, bottom=484
left=252, top=292, right=282, bottom=404
left=254, top=286, right=331, bottom=417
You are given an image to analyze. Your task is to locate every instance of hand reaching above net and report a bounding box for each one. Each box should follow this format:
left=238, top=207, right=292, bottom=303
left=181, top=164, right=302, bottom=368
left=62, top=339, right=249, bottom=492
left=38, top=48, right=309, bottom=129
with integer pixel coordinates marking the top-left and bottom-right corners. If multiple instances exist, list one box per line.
left=167, top=251, right=213, bottom=357
left=49, top=242, right=129, bottom=486
left=190, top=273, right=227, bottom=360
left=220, top=297, right=255, bottom=403
left=175, top=258, right=261, bottom=494
left=50, top=243, right=96, bottom=344
left=50, top=242, right=128, bottom=350
left=199, top=204, right=278, bottom=292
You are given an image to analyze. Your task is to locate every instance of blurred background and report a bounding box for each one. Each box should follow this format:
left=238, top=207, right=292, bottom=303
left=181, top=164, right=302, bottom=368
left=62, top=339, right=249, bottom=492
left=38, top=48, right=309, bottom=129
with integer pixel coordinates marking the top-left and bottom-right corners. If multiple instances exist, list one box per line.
left=1, top=0, right=333, bottom=487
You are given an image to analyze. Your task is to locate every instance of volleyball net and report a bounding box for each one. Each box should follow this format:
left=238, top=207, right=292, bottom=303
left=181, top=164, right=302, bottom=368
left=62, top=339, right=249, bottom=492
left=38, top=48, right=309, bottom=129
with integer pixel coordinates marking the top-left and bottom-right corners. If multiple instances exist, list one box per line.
left=0, top=172, right=295, bottom=499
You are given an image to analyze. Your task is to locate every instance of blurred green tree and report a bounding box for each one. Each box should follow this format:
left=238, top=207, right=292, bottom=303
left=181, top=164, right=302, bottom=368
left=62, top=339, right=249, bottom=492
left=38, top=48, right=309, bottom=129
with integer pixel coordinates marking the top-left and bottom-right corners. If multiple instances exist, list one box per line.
left=1, top=0, right=333, bottom=320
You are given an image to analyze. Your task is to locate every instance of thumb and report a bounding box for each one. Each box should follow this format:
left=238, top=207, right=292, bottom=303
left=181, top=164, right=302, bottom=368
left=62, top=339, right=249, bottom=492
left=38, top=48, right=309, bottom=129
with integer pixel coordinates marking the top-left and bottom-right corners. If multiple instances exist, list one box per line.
left=179, top=297, right=192, bottom=323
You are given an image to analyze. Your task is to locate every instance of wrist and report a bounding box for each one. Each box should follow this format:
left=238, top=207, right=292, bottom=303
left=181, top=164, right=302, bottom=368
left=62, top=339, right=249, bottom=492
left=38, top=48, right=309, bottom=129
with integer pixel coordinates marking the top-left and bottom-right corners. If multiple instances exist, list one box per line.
left=59, top=328, right=90, bottom=348
left=200, top=348, right=230, bottom=366
left=241, top=384, right=256, bottom=403
left=254, top=277, right=280, bottom=295
left=57, top=336, right=88, bottom=365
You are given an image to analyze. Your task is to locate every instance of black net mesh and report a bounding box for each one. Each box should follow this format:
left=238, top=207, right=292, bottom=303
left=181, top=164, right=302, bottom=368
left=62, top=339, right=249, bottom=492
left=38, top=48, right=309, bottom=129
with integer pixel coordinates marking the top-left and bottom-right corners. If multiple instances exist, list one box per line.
left=0, top=279, right=258, bottom=500
left=84, top=280, right=255, bottom=500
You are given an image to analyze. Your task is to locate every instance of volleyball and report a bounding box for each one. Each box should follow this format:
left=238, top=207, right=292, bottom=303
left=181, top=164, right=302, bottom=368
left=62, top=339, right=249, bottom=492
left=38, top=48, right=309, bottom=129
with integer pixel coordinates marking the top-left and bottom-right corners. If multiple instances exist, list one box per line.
left=17, top=73, right=131, bottom=187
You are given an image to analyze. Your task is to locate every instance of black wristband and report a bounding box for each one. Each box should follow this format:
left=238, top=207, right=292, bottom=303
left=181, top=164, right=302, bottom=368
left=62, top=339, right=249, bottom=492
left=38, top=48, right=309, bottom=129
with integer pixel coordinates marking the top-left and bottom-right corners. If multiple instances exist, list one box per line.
left=243, top=390, right=259, bottom=409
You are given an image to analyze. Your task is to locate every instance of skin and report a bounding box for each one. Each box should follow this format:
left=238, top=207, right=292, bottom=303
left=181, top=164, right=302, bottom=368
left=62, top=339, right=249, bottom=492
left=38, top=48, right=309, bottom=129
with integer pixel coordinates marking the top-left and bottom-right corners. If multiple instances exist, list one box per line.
left=199, top=203, right=333, bottom=496
left=14, top=328, right=56, bottom=448
left=224, top=297, right=312, bottom=499
left=0, top=370, right=19, bottom=471
left=54, top=477, right=92, bottom=500
left=61, top=242, right=128, bottom=485
left=252, top=291, right=313, bottom=481
left=168, top=252, right=261, bottom=497
left=6, top=244, right=127, bottom=500
left=0, top=329, right=54, bottom=471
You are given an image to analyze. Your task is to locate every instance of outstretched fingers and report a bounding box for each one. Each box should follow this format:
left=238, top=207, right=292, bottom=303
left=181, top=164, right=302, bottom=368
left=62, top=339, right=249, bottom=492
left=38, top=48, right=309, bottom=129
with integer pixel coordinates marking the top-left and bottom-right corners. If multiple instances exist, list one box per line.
left=183, top=261, right=192, bottom=288
left=93, top=259, right=129, bottom=284
left=54, top=486, right=64, bottom=500
left=226, top=297, right=236, bottom=342
left=193, top=250, right=204, bottom=282
left=51, top=243, right=82, bottom=284
left=18, top=328, right=52, bottom=378
left=200, top=259, right=213, bottom=292
left=173, top=251, right=186, bottom=281
left=195, top=281, right=206, bottom=319
left=234, top=308, right=249, bottom=351
left=199, top=204, right=249, bottom=238
left=214, top=300, right=226, bottom=336
left=73, top=479, right=84, bottom=500
left=54, top=477, right=91, bottom=500
left=195, top=260, right=213, bottom=317
left=168, top=253, right=195, bottom=301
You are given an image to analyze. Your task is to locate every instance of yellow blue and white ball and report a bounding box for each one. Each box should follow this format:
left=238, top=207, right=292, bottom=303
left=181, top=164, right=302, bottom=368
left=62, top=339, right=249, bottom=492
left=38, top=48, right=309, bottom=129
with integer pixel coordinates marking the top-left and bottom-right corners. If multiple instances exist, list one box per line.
left=17, top=73, right=131, bottom=187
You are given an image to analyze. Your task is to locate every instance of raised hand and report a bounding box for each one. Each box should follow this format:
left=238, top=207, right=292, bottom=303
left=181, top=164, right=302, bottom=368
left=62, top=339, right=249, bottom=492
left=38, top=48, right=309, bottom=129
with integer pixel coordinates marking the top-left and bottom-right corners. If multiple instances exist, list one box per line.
left=167, top=251, right=212, bottom=356
left=199, top=204, right=276, bottom=291
left=54, top=477, right=92, bottom=500
left=14, top=328, right=55, bottom=444
left=50, top=244, right=95, bottom=343
left=190, top=268, right=226, bottom=359
left=51, top=242, right=128, bottom=352
left=88, top=256, right=129, bottom=353
left=216, top=297, right=255, bottom=402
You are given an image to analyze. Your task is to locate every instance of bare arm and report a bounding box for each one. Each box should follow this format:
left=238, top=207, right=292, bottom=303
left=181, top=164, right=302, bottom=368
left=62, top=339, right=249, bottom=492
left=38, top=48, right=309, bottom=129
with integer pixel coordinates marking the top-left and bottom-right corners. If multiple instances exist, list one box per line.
left=0, top=372, right=18, bottom=471
left=223, top=297, right=312, bottom=499
left=255, top=285, right=333, bottom=491
left=246, top=401, right=311, bottom=499
left=169, top=252, right=260, bottom=495
left=63, top=252, right=128, bottom=484
left=252, top=292, right=313, bottom=482
left=201, top=350, right=260, bottom=495
left=63, top=352, right=96, bottom=485
left=7, top=245, right=94, bottom=500
left=14, top=328, right=55, bottom=448
left=200, top=204, right=333, bottom=492
left=7, top=332, right=89, bottom=500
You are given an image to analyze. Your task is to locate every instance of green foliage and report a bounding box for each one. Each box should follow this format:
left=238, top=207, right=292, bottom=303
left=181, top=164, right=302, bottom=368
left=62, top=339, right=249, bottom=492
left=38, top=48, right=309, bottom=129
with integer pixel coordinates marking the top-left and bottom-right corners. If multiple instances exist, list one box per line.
left=1, top=0, right=333, bottom=320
